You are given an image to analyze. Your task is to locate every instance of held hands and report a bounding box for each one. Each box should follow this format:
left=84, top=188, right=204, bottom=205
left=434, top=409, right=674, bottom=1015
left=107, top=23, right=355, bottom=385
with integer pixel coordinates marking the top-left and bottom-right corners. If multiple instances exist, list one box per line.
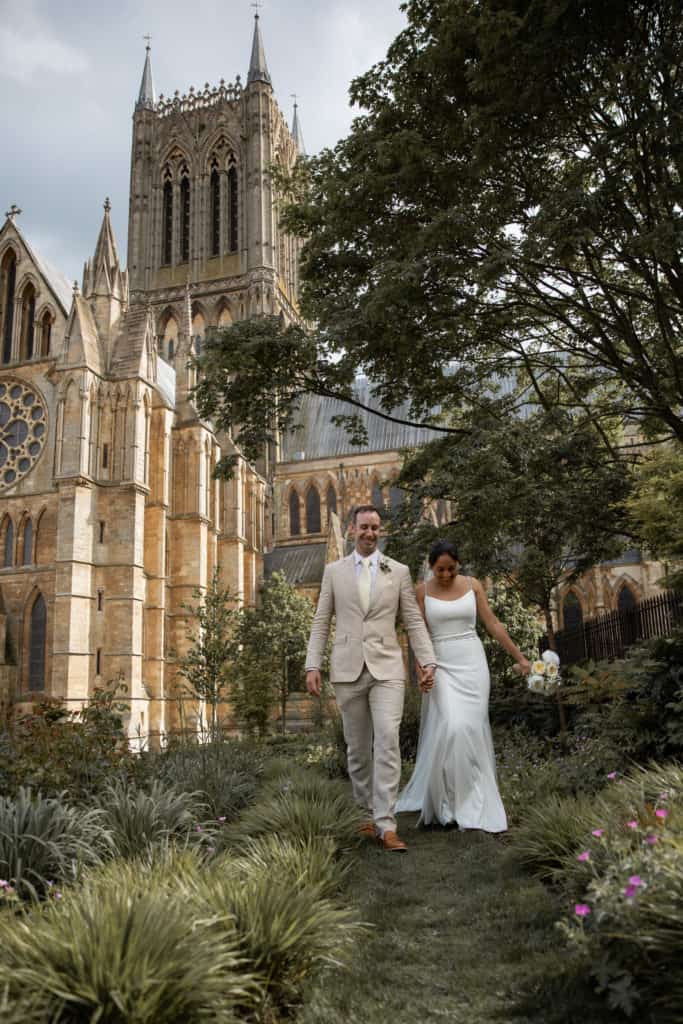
left=418, top=664, right=435, bottom=694
left=306, top=669, right=322, bottom=698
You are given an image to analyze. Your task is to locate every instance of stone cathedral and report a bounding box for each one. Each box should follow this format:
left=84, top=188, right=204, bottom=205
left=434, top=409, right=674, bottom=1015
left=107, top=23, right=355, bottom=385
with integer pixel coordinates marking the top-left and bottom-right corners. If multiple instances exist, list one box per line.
left=0, top=18, right=314, bottom=743
left=0, top=17, right=663, bottom=742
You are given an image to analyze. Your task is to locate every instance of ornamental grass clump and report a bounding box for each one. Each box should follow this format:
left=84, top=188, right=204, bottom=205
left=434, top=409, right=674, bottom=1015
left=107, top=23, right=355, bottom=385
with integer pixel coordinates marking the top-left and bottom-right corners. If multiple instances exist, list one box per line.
left=158, top=741, right=264, bottom=820
left=180, top=838, right=365, bottom=1015
left=225, top=779, right=364, bottom=853
left=508, top=793, right=596, bottom=883
left=96, top=778, right=211, bottom=858
left=0, top=787, right=108, bottom=901
left=0, top=870, right=252, bottom=1024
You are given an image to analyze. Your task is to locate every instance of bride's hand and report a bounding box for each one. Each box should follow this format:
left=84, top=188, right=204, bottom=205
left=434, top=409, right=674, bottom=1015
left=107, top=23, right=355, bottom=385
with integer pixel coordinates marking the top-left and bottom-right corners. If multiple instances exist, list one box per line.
left=513, top=657, right=531, bottom=677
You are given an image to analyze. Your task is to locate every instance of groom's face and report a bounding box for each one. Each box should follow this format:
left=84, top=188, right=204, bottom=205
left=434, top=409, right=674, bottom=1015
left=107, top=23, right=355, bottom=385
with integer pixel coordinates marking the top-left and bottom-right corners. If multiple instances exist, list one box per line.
left=353, top=510, right=381, bottom=556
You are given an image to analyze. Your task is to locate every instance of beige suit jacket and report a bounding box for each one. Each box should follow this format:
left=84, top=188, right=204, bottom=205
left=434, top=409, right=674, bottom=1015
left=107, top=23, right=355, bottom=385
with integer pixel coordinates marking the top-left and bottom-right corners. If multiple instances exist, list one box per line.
left=305, top=554, right=436, bottom=682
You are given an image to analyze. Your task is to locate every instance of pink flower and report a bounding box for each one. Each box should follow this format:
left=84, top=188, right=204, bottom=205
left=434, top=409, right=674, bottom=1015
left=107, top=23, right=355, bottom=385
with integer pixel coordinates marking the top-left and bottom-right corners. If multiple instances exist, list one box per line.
left=577, top=850, right=591, bottom=862
left=0, top=880, right=8, bottom=888
left=574, top=904, right=591, bottom=917
left=218, top=816, right=226, bottom=823
left=196, top=825, right=203, bottom=832
left=646, top=834, right=659, bottom=845
left=655, top=808, right=668, bottom=819
left=591, top=829, right=604, bottom=838
left=659, top=792, right=669, bottom=801
left=624, top=884, right=639, bottom=899
left=607, top=771, right=618, bottom=780
left=626, top=820, right=639, bottom=829
left=628, top=875, right=643, bottom=887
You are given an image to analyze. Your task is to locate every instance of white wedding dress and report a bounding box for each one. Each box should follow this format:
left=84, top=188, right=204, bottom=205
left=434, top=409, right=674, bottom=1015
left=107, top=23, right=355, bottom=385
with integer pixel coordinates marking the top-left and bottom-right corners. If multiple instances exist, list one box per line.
left=396, top=588, right=508, bottom=832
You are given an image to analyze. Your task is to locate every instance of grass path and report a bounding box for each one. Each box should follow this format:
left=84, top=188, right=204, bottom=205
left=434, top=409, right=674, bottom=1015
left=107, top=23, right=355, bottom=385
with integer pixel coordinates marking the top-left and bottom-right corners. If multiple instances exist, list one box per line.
left=298, top=814, right=604, bottom=1024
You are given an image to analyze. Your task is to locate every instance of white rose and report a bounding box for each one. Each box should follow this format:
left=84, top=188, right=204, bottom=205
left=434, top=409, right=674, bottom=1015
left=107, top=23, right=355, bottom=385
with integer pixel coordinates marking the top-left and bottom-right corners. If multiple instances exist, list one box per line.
left=531, top=659, right=546, bottom=676
left=527, top=674, right=545, bottom=692
left=546, top=663, right=559, bottom=679
left=542, top=650, right=560, bottom=667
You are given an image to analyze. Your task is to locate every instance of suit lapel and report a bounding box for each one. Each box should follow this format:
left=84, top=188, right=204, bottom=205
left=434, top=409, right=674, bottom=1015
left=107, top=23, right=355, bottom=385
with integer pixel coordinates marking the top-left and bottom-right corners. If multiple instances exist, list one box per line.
left=343, top=554, right=363, bottom=615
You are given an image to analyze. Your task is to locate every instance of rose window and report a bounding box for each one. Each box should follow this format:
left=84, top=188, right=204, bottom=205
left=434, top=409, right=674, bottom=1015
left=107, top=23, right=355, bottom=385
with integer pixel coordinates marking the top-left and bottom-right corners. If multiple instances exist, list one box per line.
left=0, top=379, right=48, bottom=490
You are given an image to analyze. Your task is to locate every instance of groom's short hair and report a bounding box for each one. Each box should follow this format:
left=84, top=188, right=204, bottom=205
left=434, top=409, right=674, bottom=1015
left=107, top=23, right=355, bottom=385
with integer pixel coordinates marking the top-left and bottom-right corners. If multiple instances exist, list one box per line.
left=352, top=504, right=381, bottom=523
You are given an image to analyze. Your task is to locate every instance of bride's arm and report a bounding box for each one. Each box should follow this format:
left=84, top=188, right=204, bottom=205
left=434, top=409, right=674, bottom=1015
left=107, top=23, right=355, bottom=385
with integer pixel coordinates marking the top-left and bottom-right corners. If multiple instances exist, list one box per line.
left=471, top=578, right=531, bottom=676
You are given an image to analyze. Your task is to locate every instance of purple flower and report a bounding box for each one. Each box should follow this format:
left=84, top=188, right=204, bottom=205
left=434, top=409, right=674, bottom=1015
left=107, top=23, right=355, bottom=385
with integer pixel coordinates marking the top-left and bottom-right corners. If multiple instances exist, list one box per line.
left=626, top=820, right=639, bottom=829
left=591, top=829, right=604, bottom=838
left=574, top=904, right=591, bottom=917
left=196, top=825, right=203, bottom=832
left=628, top=875, right=643, bottom=887
left=607, top=771, right=618, bottom=780
left=655, top=808, right=668, bottom=819
left=577, top=850, right=591, bottom=862
left=624, top=884, right=639, bottom=899
left=645, top=834, right=659, bottom=845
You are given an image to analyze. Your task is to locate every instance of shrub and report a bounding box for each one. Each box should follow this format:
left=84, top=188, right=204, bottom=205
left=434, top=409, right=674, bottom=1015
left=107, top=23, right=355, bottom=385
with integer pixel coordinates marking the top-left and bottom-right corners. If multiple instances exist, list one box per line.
left=0, top=868, right=252, bottom=1023
left=225, top=833, right=349, bottom=899
left=3, top=684, right=135, bottom=799
left=96, top=779, right=210, bottom=858
left=181, top=846, right=364, bottom=1014
left=157, top=739, right=265, bottom=818
left=0, top=788, right=108, bottom=901
left=509, top=793, right=597, bottom=883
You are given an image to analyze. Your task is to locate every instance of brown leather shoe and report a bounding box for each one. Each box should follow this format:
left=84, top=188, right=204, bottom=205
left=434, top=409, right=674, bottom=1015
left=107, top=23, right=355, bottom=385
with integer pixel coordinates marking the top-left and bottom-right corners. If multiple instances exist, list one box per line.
left=357, top=820, right=377, bottom=839
left=379, top=830, right=407, bottom=852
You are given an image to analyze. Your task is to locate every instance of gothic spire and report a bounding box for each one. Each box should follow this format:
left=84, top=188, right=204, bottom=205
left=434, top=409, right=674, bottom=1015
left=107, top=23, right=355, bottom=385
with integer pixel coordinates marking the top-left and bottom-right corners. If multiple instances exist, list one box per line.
left=247, top=12, right=272, bottom=87
left=136, top=39, right=156, bottom=111
left=84, top=198, right=124, bottom=301
left=291, top=99, right=306, bottom=155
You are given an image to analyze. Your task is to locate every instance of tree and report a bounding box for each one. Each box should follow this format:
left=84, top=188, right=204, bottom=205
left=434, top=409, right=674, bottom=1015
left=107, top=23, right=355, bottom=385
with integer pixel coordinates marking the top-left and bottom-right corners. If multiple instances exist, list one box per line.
left=195, top=0, right=683, bottom=458
left=175, top=569, right=236, bottom=741
left=230, top=572, right=313, bottom=736
left=385, top=408, right=632, bottom=727
left=626, top=445, right=683, bottom=590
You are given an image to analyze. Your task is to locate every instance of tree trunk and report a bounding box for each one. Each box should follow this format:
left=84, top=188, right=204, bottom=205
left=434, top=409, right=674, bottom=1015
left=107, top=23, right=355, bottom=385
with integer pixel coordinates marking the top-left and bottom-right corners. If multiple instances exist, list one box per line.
left=543, top=604, right=568, bottom=736
left=280, top=657, right=288, bottom=736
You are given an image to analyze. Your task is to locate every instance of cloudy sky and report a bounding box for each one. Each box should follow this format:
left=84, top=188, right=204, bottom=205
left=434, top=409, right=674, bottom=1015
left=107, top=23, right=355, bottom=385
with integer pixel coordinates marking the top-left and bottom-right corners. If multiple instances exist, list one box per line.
left=1, top=0, right=407, bottom=285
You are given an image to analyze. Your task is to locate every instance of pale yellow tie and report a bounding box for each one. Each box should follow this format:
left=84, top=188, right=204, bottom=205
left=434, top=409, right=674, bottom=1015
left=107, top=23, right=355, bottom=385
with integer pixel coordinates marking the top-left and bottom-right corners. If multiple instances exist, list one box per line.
left=358, top=556, right=372, bottom=614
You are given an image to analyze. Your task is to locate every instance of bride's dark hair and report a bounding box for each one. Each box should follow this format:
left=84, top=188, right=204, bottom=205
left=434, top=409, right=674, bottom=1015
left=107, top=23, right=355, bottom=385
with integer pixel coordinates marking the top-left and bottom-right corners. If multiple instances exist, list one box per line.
left=428, top=539, right=459, bottom=566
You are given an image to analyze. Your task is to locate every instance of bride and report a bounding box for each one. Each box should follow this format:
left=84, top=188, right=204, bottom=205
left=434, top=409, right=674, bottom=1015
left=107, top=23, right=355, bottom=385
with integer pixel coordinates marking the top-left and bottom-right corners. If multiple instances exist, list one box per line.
left=397, top=540, right=531, bottom=833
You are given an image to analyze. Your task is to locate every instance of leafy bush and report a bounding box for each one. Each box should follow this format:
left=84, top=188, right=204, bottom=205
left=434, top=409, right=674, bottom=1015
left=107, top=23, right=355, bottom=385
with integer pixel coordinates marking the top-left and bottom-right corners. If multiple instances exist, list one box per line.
left=2, top=685, right=136, bottom=799
left=0, top=867, right=252, bottom=1023
left=96, top=779, right=209, bottom=858
left=564, top=628, right=683, bottom=768
left=513, top=763, right=683, bottom=1021
left=0, top=788, right=108, bottom=901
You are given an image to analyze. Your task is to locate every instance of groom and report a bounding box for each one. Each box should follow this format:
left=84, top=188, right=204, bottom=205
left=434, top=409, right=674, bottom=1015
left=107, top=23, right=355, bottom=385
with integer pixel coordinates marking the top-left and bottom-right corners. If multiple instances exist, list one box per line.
left=305, top=505, right=436, bottom=851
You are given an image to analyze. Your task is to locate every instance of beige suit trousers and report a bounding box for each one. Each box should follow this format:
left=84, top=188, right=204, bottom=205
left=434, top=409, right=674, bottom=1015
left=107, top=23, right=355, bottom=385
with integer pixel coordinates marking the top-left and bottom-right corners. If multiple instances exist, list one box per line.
left=335, top=666, right=405, bottom=835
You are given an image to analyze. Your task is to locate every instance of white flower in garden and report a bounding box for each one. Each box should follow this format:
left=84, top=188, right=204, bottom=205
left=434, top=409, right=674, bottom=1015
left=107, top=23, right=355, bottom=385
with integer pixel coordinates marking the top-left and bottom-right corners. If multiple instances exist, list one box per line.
left=532, top=659, right=546, bottom=676
left=527, top=674, right=545, bottom=692
left=542, top=650, right=560, bottom=667
left=546, top=663, right=559, bottom=678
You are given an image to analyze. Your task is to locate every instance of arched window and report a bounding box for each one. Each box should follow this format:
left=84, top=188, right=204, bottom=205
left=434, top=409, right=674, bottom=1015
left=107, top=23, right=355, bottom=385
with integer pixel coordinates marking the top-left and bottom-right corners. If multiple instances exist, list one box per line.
left=618, top=585, right=637, bottom=613
left=289, top=490, right=300, bottom=536
left=180, top=174, right=190, bottom=263
left=371, top=480, right=384, bottom=511
left=19, top=283, right=36, bottom=360
left=162, top=177, right=173, bottom=265
left=562, top=591, right=583, bottom=632
left=40, top=310, right=52, bottom=356
left=306, top=486, right=321, bottom=534
left=227, top=164, right=238, bottom=252
left=3, top=518, right=13, bottom=567
left=161, top=314, right=178, bottom=364
left=210, top=165, right=220, bottom=257
left=28, top=593, right=47, bottom=691
left=22, top=518, right=33, bottom=565
left=326, top=484, right=337, bottom=523
left=1, top=248, right=17, bottom=364
left=389, top=485, right=404, bottom=513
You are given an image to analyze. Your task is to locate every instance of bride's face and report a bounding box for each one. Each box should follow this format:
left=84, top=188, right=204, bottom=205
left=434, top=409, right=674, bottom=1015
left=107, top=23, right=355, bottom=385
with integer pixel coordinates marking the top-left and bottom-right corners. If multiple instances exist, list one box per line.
left=432, top=554, right=459, bottom=587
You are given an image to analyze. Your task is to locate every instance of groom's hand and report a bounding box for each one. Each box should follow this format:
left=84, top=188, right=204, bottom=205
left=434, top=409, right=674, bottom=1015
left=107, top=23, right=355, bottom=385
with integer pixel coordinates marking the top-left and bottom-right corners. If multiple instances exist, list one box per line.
left=306, top=669, right=322, bottom=698
left=420, top=665, right=435, bottom=693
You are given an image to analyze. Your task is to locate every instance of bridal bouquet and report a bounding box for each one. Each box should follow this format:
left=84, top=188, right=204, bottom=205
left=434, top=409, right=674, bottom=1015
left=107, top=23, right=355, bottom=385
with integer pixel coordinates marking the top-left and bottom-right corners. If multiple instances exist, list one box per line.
left=527, top=650, right=561, bottom=694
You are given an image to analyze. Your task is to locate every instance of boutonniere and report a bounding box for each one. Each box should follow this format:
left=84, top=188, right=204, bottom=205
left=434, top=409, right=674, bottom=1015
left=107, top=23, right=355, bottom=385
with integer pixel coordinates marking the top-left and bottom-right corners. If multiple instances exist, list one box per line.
left=378, top=559, right=392, bottom=574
